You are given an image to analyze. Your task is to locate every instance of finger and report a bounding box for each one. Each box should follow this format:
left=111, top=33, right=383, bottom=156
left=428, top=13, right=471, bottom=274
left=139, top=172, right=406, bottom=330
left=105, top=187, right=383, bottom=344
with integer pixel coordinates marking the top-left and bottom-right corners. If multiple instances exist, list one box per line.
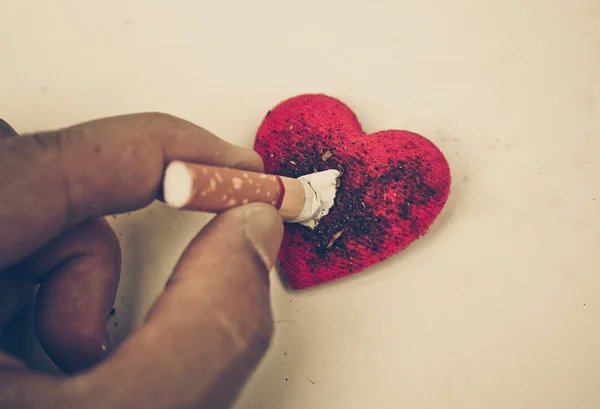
left=0, top=113, right=264, bottom=269
left=0, top=119, right=32, bottom=334
left=71, top=203, right=283, bottom=409
left=0, top=119, right=18, bottom=139
left=14, top=218, right=121, bottom=373
left=0, top=94, right=32, bottom=331
left=0, top=274, right=33, bottom=332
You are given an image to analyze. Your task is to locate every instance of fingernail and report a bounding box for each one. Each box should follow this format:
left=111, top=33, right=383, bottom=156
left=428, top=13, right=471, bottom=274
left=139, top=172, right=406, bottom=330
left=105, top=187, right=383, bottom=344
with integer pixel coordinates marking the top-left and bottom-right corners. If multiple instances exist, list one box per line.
left=244, top=204, right=283, bottom=272
left=0, top=119, right=18, bottom=137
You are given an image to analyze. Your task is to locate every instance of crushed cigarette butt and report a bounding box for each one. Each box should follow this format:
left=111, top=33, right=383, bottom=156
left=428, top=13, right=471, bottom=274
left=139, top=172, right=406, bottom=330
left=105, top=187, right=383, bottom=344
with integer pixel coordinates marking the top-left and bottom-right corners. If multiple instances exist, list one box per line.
left=335, top=165, right=344, bottom=188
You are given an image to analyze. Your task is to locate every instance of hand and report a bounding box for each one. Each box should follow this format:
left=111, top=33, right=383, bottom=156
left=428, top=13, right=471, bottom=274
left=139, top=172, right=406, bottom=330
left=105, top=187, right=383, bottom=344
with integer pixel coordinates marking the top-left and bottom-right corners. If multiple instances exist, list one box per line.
left=0, top=114, right=283, bottom=409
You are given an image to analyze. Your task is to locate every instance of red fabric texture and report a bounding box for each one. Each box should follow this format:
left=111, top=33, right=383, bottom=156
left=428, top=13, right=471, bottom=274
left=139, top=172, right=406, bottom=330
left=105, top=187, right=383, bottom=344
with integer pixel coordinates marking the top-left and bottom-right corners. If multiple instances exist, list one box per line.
left=254, top=94, right=451, bottom=290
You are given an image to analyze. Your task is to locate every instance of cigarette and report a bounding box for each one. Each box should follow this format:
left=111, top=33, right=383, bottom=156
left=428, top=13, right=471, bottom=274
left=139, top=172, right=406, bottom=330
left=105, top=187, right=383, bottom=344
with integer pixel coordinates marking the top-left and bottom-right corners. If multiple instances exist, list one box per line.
left=163, top=161, right=340, bottom=227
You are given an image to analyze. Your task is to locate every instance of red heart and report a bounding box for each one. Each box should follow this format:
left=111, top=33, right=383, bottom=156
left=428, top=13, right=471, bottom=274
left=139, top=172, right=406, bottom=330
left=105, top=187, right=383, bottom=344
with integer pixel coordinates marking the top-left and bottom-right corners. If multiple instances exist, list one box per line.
left=254, top=94, right=451, bottom=290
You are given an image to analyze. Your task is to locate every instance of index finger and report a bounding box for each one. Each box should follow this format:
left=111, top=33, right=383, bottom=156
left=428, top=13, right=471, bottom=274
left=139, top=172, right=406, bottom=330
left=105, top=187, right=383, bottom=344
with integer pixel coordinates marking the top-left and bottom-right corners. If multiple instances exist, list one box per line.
left=0, top=113, right=263, bottom=269
left=0, top=119, right=18, bottom=139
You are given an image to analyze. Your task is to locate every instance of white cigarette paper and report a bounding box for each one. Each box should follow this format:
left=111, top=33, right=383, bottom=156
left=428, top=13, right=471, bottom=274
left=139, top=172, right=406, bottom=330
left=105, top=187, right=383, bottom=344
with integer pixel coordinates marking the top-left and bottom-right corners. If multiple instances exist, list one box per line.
left=291, top=169, right=340, bottom=228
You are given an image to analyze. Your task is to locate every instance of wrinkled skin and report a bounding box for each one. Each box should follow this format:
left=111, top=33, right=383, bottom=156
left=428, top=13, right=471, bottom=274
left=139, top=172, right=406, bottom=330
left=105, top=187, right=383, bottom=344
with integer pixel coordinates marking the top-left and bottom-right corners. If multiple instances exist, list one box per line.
left=0, top=114, right=283, bottom=409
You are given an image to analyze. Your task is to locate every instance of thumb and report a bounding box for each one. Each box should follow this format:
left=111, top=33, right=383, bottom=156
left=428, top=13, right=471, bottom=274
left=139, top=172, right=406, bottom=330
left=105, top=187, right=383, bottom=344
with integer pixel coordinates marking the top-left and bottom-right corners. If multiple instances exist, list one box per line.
left=73, top=203, right=283, bottom=409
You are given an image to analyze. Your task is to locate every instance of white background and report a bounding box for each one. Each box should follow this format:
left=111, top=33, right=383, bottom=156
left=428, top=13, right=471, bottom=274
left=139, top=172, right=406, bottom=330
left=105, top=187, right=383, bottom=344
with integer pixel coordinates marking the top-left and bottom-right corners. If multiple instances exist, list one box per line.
left=2, top=1, right=600, bottom=408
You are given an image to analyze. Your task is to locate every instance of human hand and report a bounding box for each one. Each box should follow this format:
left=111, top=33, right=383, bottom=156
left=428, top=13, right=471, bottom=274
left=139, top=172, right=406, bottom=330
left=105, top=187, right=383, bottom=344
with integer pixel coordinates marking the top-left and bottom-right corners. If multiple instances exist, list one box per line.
left=0, top=114, right=283, bottom=409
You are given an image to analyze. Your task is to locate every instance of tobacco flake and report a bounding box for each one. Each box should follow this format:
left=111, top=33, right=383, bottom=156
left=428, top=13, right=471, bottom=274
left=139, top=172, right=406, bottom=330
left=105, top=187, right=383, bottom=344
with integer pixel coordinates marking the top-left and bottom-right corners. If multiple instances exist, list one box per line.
left=322, top=150, right=333, bottom=161
left=327, top=229, right=345, bottom=248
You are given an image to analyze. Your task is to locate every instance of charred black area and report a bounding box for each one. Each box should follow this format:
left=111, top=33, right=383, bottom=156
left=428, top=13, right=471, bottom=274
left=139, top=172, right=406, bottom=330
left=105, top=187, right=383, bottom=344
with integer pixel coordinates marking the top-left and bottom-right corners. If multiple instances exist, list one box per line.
left=260, top=129, right=444, bottom=261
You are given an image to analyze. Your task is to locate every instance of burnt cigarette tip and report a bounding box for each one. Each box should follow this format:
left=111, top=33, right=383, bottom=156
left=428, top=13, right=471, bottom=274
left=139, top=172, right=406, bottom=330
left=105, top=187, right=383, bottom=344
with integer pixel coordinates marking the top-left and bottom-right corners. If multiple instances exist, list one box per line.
left=164, top=161, right=194, bottom=208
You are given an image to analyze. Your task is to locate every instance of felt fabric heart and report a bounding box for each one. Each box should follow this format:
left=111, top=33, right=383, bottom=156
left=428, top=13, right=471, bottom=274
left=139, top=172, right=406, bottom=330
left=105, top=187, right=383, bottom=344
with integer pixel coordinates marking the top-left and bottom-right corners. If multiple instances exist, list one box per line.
left=254, top=94, right=451, bottom=290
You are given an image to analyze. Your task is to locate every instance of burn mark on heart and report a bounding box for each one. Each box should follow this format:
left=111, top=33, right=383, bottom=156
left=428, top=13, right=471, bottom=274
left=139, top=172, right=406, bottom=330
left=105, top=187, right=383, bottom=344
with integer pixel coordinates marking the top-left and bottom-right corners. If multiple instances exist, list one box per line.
left=310, top=183, right=384, bottom=257
left=267, top=128, right=444, bottom=260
